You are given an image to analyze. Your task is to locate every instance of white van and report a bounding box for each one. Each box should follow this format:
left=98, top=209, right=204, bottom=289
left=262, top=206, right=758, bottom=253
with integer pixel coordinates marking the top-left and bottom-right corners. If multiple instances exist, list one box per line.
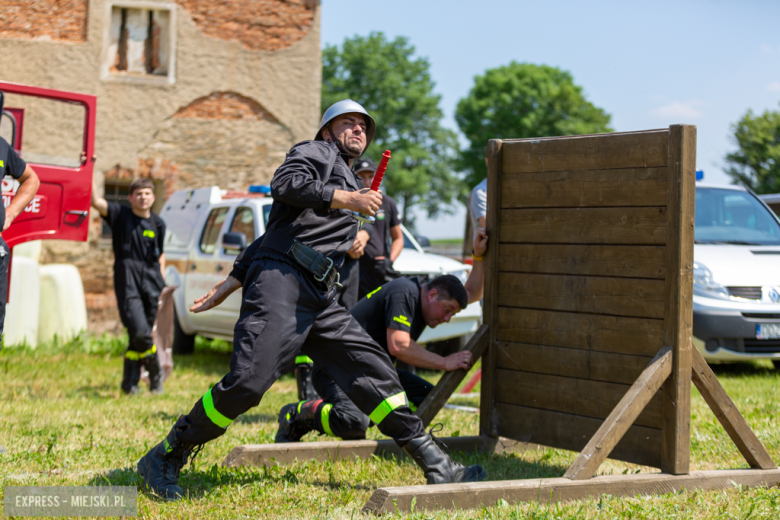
left=160, top=187, right=482, bottom=353
left=693, top=184, right=780, bottom=366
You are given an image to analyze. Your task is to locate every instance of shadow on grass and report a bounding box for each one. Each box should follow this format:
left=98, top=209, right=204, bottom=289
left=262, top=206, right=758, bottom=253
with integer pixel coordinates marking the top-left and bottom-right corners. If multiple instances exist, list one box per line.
left=310, top=479, right=374, bottom=491
left=73, top=384, right=117, bottom=399
left=234, top=413, right=277, bottom=425
left=709, top=361, right=778, bottom=377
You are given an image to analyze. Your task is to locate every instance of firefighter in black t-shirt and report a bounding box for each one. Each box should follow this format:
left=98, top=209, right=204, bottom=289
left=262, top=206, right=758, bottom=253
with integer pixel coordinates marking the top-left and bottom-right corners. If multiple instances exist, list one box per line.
left=274, top=227, right=488, bottom=442
left=92, top=178, right=166, bottom=395
left=353, top=158, right=404, bottom=299
left=0, top=136, right=40, bottom=345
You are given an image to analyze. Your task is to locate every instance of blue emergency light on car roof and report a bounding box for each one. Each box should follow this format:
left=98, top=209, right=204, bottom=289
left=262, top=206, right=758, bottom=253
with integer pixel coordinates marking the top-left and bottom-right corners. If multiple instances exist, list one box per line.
left=249, top=185, right=271, bottom=194
left=696, top=170, right=704, bottom=181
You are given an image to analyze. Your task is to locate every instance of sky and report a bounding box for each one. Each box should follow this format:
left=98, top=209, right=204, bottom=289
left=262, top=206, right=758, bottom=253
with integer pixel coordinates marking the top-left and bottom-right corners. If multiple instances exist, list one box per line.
left=321, top=0, right=780, bottom=239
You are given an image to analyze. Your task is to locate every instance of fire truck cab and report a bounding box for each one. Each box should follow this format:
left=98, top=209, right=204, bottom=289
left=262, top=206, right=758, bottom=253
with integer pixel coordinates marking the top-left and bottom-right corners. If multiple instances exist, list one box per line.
left=0, top=81, right=96, bottom=304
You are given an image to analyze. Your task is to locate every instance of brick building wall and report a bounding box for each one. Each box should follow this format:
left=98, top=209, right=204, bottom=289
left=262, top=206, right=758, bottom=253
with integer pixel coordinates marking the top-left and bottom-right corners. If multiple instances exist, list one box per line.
left=0, top=0, right=89, bottom=43
left=0, top=0, right=322, bottom=334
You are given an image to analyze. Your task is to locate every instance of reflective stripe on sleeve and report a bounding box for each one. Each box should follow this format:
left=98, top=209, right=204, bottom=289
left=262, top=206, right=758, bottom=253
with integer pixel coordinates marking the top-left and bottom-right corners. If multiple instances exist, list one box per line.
left=368, top=392, right=410, bottom=425
left=295, top=355, right=314, bottom=364
left=320, top=403, right=334, bottom=436
left=202, top=388, right=232, bottom=428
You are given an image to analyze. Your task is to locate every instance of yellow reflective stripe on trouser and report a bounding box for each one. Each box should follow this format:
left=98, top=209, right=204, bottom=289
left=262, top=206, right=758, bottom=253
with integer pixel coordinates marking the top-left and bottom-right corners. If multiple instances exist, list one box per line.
left=295, top=355, right=313, bottom=364
left=320, top=403, right=334, bottom=436
left=202, top=388, right=232, bottom=428
left=368, top=392, right=409, bottom=425
left=125, top=344, right=156, bottom=360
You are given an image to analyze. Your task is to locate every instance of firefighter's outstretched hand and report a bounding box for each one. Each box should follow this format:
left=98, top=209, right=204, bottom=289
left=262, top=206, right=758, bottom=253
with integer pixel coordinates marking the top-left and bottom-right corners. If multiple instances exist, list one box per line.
left=190, top=276, right=242, bottom=313
left=474, top=226, right=488, bottom=258
left=442, top=350, right=473, bottom=371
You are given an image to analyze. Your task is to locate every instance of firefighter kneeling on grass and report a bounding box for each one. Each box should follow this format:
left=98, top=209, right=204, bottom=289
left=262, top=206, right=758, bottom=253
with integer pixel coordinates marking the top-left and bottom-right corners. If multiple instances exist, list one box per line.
left=135, top=99, right=485, bottom=501
left=273, top=226, right=487, bottom=443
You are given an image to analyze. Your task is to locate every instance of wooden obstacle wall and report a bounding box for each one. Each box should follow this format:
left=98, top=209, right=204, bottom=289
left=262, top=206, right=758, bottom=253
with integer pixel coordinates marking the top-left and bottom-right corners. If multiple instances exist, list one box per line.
left=480, top=127, right=696, bottom=472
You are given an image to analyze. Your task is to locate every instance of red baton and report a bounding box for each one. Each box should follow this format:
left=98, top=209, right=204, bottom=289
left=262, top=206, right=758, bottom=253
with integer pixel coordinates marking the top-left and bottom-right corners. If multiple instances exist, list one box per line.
left=370, top=150, right=391, bottom=192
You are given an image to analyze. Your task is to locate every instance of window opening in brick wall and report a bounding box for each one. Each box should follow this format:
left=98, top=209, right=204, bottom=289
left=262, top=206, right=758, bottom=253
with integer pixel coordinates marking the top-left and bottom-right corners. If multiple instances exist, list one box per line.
left=107, top=4, right=172, bottom=78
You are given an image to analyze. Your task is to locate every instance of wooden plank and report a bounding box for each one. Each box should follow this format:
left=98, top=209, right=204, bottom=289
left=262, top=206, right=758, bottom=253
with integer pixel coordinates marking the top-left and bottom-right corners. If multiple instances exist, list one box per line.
left=500, top=168, right=669, bottom=208
left=481, top=139, right=503, bottom=437
left=496, top=342, right=653, bottom=385
left=661, top=124, right=696, bottom=475
left=494, top=402, right=661, bottom=468
left=495, top=368, right=662, bottom=428
left=691, top=346, right=776, bottom=469
left=498, top=244, right=666, bottom=279
left=496, top=308, right=663, bottom=356
left=500, top=207, right=668, bottom=245
left=498, top=273, right=667, bottom=319
left=223, top=436, right=531, bottom=468
left=416, top=325, right=489, bottom=427
left=363, top=469, right=780, bottom=514
left=565, top=347, right=672, bottom=480
left=501, top=130, right=669, bottom=174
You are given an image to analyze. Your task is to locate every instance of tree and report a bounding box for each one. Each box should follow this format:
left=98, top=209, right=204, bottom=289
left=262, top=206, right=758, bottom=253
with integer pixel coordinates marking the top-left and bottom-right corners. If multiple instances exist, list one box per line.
left=724, top=106, right=780, bottom=194
left=455, top=62, right=613, bottom=188
left=322, top=32, right=463, bottom=226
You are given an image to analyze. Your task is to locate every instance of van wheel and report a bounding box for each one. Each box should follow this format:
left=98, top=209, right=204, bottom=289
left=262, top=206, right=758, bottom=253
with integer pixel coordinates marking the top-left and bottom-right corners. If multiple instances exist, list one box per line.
left=773, top=360, right=780, bottom=371
left=172, top=307, right=195, bottom=355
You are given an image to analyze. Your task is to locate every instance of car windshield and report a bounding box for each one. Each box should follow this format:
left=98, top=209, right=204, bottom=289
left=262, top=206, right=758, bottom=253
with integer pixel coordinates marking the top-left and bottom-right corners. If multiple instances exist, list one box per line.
left=695, top=187, right=780, bottom=245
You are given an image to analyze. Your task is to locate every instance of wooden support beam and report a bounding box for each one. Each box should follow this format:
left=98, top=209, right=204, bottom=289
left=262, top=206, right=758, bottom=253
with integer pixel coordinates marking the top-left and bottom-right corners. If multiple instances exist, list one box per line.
left=661, top=124, right=696, bottom=474
left=691, top=346, right=776, bottom=469
left=564, top=347, right=672, bottom=480
left=415, top=324, right=489, bottom=428
left=363, top=469, right=780, bottom=514
left=480, top=138, right=503, bottom=438
left=222, top=436, right=530, bottom=468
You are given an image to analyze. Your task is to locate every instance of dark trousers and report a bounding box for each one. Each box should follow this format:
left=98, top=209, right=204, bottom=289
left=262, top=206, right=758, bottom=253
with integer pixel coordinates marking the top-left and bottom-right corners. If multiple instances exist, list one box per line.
left=177, top=254, right=425, bottom=446
left=358, top=257, right=388, bottom=300
left=337, top=256, right=359, bottom=310
left=115, top=259, right=164, bottom=355
left=312, top=365, right=434, bottom=440
left=0, top=237, right=9, bottom=342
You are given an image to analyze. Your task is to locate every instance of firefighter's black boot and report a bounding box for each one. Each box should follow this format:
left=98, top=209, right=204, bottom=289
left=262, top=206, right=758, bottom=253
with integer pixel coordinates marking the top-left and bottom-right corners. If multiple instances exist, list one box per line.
left=403, top=433, right=486, bottom=484
left=121, top=358, right=141, bottom=395
left=295, top=362, right=319, bottom=401
left=137, top=416, right=203, bottom=501
left=275, top=399, right=325, bottom=443
left=142, top=352, right=164, bottom=395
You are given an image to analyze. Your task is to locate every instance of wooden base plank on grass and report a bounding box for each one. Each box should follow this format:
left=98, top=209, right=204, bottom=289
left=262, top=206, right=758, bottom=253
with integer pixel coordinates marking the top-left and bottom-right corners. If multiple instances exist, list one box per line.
left=362, top=469, right=780, bottom=514
left=222, top=436, right=531, bottom=468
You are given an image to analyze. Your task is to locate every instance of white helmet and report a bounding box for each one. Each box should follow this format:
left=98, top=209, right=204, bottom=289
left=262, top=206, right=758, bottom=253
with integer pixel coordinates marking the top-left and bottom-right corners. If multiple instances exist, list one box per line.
left=315, top=99, right=376, bottom=151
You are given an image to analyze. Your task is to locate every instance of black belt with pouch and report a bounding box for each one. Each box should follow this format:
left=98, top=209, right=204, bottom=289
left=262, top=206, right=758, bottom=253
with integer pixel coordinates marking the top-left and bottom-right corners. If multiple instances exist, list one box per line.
left=260, top=231, right=342, bottom=290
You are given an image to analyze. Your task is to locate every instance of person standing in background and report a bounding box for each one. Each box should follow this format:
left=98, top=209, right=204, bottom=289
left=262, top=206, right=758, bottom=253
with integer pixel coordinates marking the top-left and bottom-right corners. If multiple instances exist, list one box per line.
left=354, top=158, right=404, bottom=299
left=0, top=136, right=40, bottom=346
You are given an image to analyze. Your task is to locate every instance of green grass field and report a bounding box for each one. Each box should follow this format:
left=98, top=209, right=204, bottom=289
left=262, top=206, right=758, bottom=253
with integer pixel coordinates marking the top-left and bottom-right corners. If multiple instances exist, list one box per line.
left=2, top=335, right=780, bottom=519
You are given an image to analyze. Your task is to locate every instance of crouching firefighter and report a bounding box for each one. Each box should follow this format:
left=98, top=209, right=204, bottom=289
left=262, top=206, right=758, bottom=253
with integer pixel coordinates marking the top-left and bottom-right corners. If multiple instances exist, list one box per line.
left=92, top=178, right=166, bottom=395
left=137, top=100, right=485, bottom=501
left=275, top=226, right=488, bottom=443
